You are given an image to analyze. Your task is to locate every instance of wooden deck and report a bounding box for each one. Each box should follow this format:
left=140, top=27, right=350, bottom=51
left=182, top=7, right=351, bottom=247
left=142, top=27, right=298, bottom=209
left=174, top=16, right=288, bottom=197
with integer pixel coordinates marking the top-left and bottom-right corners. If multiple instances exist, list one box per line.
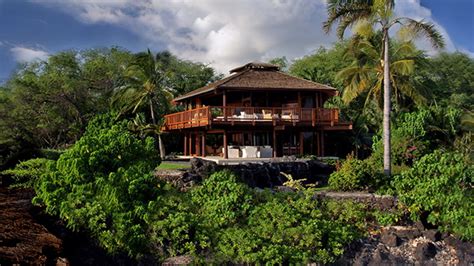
left=163, top=106, right=345, bottom=130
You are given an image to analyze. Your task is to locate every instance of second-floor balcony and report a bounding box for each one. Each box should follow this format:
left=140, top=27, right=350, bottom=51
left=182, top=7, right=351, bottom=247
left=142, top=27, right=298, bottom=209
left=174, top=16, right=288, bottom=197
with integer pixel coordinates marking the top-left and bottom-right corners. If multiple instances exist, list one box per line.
left=163, top=106, right=347, bottom=131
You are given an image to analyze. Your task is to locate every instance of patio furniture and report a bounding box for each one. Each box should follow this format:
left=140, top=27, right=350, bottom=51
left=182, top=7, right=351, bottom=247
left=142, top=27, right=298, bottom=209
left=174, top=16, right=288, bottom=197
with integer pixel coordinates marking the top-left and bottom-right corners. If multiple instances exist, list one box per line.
left=258, top=146, right=273, bottom=158
left=223, top=146, right=241, bottom=158
left=242, top=146, right=258, bottom=158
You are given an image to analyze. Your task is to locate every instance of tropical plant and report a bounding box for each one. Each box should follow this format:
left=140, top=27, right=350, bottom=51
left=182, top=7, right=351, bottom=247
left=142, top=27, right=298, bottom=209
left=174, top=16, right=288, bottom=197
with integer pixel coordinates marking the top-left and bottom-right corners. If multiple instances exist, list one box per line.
left=392, top=150, right=473, bottom=240
left=112, top=49, right=173, bottom=159
left=2, top=158, right=53, bottom=188
left=33, top=113, right=161, bottom=256
left=337, top=36, right=428, bottom=109
left=324, top=0, right=445, bottom=176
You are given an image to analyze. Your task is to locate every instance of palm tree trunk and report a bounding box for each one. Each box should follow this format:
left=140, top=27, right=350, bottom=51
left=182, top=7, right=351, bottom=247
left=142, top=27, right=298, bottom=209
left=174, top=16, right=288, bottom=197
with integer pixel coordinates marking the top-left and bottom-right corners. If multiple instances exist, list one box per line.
left=150, top=99, right=166, bottom=160
left=383, top=30, right=391, bottom=177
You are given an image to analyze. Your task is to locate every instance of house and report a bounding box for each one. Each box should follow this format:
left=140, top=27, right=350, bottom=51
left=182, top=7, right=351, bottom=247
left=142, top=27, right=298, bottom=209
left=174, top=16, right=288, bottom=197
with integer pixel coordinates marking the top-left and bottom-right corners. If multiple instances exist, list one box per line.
left=162, top=62, right=352, bottom=159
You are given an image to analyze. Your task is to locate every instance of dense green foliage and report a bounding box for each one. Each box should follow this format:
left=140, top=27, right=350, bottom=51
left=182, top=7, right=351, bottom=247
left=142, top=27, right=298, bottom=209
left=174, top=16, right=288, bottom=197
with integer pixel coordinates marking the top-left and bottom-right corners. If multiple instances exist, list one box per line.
left=2, top=158, right=53, bottom=188
left=33, top=113, right=161, bottom=256
left=191, top=170, right=253, bottom=228
left=216, top=194, right=366, bottom=264
left=328, top=154, right=384, bottom=191
left=0, top=47, right=217, bottom=170
left=1, top=36, right=473, bottom=264
left=392, top=150, right=473, bottom=240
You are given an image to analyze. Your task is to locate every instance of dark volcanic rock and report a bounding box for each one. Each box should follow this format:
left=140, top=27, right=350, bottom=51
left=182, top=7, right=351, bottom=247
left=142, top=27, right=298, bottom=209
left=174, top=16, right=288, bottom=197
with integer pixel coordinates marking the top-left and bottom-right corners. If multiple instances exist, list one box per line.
left=423, top=230, right=442, bottom=242
left=380, top=231, right=400, bottom=247
left=186, top=158, right=332, bottom=188
left=415, top=242, right=437, bottom=261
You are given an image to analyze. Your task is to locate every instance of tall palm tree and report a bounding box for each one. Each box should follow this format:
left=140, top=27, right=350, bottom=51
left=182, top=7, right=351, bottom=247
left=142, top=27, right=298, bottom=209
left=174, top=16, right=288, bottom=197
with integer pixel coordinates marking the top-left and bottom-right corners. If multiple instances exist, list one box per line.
left=112, top=49, right=173, bottom=159
left=324, top=0, right=444, bottom=176
left=337, top=33, right=429, bottom=110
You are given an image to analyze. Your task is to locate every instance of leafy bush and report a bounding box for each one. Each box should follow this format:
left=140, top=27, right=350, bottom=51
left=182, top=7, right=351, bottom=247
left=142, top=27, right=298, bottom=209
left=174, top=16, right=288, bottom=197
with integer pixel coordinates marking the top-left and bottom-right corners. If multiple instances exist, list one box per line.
left=33, top=113, right=161, bottom=256
left=2, top=158, right=53, bottom=188
left=191, top=170, right=253, bottom=229
left=392, top=150, right=473, bottom=240
left=328, top=154, right=386, bottom=191
left=215, top=190, right=366, bottom=264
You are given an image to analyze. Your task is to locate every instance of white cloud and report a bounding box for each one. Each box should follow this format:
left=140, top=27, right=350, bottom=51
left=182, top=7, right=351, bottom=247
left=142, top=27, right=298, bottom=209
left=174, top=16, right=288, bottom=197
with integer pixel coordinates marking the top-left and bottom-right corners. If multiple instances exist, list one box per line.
left=32, top=0, right=464, bottom=73
left=10, top=46, right=49, bottom=62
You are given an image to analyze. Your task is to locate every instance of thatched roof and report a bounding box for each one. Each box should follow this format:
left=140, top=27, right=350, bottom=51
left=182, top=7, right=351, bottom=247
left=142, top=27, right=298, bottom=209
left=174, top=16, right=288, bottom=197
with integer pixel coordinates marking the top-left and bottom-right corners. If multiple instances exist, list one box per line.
left=173, top=62, right=338, bottom=102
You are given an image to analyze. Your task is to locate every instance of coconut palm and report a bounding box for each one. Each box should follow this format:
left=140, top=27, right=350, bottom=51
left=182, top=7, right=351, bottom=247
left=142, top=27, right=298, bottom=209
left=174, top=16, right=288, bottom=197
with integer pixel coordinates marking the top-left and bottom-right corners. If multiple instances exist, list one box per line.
left=324, top=0, right=445, bottom=176
left=112, top=49, right=173, bottom=159
left=337, top=33, right=429, bottom=110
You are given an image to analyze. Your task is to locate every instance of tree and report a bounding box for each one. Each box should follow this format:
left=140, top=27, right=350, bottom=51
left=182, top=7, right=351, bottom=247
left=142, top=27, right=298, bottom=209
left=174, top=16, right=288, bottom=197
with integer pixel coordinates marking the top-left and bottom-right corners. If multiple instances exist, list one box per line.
left=324, top=0, right=445, bottom=176
left=336, top=34, right=429, bottom=110
left=112, top=49, right=173, bottom=159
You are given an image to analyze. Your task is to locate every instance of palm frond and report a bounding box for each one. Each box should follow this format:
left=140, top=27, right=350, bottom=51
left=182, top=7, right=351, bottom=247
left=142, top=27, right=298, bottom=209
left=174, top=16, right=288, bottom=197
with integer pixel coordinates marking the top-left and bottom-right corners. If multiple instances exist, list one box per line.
left=401, top=18, right=445, bottom=49
left=323, top=1, right=373, bottom=36
left=390, top=59, right=414, bottom=75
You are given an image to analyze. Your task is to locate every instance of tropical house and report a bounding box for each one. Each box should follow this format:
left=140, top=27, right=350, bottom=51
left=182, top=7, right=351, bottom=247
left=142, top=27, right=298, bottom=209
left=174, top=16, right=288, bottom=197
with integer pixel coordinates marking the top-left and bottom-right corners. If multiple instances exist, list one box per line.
left=162, top=62, right=352, bottom=159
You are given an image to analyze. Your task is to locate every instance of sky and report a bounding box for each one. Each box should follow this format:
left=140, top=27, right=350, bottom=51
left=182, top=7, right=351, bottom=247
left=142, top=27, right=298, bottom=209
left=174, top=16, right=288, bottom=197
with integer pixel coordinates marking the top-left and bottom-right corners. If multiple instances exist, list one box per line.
left=0, top=0, right=473, bottom=82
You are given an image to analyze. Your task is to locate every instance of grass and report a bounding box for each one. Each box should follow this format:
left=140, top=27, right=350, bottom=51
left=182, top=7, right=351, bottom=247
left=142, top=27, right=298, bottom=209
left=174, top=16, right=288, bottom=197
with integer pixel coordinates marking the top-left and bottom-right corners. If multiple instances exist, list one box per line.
left=157, top=162, right=191, bottom=170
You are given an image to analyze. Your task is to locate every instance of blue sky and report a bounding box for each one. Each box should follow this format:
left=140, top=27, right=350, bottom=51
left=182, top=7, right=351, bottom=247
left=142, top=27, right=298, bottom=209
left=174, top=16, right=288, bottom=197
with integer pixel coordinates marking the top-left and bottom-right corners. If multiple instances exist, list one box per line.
left=0, top=0, right=473, bottom=81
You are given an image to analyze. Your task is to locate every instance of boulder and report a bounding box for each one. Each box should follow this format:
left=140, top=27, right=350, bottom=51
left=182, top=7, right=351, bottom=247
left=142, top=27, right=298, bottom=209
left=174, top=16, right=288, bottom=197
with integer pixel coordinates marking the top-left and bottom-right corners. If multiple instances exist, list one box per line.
left=415, top=242, right=437, bottom=261
left=380, top=231, right=400, bottom=247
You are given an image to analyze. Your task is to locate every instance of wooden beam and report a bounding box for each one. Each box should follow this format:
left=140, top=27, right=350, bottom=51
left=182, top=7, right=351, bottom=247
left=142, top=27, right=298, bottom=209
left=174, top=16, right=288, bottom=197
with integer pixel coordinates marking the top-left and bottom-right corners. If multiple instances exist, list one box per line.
left=273, top=128, right=277, bottom=157
left=195, top=133, right=201, bottom=156
left=184, top=133, right=188, bottom=156
left=188, top=133, right=193, bottom=156
left=316, top=132, right=321, bottom=156
left=320, top=131, right=325, bottom=157
left=223, top=130, right=228, bottom=159
left=299, top=131, right=304, bottom=155
left=201, top=132, right=206, bottom=157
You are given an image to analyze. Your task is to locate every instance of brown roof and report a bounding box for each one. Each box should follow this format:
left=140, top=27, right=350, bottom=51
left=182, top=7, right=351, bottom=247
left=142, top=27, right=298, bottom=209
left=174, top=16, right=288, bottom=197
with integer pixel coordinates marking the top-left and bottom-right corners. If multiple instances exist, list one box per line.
left=173, top=62, right=338, bottom=102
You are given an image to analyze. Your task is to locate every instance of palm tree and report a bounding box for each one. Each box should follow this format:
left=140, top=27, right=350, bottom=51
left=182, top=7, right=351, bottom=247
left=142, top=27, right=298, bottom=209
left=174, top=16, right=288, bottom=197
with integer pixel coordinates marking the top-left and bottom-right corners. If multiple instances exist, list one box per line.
left=112, top=49, right=173, bottom=160
left=324, top=0, right=445, bottom=176
left=337, top=33, right=429, bottom=110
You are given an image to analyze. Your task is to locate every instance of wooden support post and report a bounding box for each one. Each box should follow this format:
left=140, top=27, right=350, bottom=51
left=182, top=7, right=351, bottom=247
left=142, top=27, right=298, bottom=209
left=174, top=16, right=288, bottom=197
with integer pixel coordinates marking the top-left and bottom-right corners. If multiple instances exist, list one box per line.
left=316, top=132, right=321, bottom=156
left=201, top=132, right=206, bottom=157
left=273, top=129, right=277, bottom=157
left=320, top=131, right=325, bottom=157
left=299, top=132, right=304, bottom=155
left=223, top=131, right=228, bottom=159
left=184, top=133, right=188, bottom=156
left=298, top=92, right=302, bottom=108
left=188, top=133, right=193, bottom=156
left=195, top=133, right=200, bottom=156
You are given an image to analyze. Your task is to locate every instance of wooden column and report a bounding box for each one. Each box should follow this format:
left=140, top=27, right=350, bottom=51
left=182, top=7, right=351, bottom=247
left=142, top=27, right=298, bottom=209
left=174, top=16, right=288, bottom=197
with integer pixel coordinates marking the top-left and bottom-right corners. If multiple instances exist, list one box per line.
left=299, top=132, right=304, bottom=155
left=320, top=131, right=325, bottom=157
left=223, top=130, right=228, bottom=159
left=273, top=129, right=277, bottom=157
left=201, top=132, right=206, bottom=157
left=188, top=133, right=193, bottom=156
left=298, top=92, right=302, bottom=108
left=184, top=133, right=188, bottom=156
left=316, top=132, right=321, bottom=156
left=195, top=133, right=200, bottom=156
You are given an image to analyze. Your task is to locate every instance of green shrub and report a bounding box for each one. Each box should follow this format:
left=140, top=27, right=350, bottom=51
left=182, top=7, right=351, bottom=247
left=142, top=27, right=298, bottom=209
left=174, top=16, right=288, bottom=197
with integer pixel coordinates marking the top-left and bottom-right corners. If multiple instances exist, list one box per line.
left=393, top=150, right=473, bottom=240
left=38, top=149, right=65, bottom=160
left=215, top=190, right=366, bottom=264
left=33, top=113, right=161, bottom=257
left=372, top=209, right=404, bottom=226
left=191, top=170, right=253, bottom=229
left=328, top=155, right=386, bottom=191
left=2, top=158, right=53, bottom=188
left=147, top=187, right=205, bottom=258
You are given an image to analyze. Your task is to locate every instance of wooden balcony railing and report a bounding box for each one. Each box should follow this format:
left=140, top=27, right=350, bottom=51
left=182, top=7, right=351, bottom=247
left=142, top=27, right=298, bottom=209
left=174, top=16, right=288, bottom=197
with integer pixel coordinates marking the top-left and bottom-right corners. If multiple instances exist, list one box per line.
left=163, top=106, right=340, bottom=130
